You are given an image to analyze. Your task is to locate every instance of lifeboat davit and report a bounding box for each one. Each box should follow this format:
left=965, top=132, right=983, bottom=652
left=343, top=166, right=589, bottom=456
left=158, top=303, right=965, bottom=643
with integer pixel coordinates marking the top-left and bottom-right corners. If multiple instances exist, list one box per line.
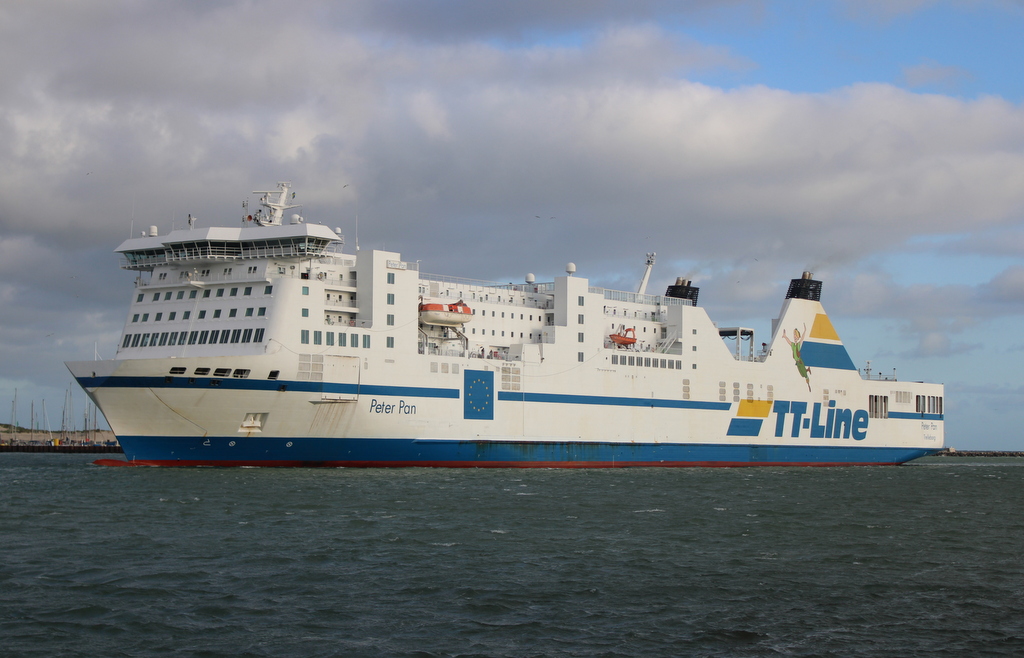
left=609, top=327, right=637, bottom=346
left=419, top=300, right=473, bottom=326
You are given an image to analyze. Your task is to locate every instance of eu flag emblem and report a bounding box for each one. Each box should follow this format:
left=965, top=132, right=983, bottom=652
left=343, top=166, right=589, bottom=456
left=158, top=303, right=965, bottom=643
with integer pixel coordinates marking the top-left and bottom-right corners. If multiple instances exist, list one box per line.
left=464, top=369, right=494, bottom=420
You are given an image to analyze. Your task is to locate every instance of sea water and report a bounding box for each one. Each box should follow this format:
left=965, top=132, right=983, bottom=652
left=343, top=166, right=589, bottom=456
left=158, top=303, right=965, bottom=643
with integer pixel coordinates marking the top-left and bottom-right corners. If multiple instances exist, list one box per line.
left=2, top=454, right=1023, bottom=657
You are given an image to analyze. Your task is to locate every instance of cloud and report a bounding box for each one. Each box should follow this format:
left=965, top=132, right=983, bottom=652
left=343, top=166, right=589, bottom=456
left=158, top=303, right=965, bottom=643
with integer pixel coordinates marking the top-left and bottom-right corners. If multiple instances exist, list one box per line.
left=902, top=58, right=975, bottom=92
left=1, top=0, right=1024, bottom=442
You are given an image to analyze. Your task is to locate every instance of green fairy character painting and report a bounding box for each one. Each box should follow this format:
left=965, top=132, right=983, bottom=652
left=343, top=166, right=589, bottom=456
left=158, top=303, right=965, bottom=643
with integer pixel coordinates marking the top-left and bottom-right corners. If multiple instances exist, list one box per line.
left=783, top=325, right=811, bottom=391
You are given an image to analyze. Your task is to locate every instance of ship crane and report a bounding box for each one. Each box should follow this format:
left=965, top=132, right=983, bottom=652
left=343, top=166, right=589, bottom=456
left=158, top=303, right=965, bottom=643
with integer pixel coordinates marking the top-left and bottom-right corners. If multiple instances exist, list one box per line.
left=637, top=252, right=656, bottom=295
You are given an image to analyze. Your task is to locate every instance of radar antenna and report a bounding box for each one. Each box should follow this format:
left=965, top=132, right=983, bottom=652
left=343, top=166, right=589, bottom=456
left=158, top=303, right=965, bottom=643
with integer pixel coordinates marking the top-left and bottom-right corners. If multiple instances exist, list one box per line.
left=637, top=252, right=656, bottom=295
left=250, top=182, right=300, bottom=226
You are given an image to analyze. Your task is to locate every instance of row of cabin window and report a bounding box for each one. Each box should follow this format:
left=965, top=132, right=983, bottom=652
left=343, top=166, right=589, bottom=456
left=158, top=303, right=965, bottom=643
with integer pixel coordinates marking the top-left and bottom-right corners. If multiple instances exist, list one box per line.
left=132, top=307, right=267, bottom=322
left=300, top=330, right=394, bottom=349
left=167, top=366, right=252, bottom=378
left=611, top=354, right=684, bottom=369
left=168, top=366, right=277, bottom=379
left=122, top=327, right=266, bottom=348
left=471, top=328, right=538, bottom=338
left=137, top=285, right=272, bottom=303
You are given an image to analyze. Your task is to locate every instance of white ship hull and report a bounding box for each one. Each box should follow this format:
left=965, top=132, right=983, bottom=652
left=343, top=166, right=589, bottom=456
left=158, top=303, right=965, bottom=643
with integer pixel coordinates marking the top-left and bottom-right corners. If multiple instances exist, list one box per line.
left=68, top=183, right=944, bottom=467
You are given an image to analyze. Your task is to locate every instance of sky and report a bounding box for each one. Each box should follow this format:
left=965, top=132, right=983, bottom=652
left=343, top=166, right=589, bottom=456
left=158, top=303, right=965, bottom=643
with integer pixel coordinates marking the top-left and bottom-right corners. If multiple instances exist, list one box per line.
left=1, top=0, right=1023, bottom=449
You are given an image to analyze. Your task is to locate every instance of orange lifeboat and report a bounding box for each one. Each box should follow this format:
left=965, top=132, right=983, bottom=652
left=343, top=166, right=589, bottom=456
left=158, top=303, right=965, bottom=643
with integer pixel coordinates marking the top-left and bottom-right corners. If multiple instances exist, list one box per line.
left=419, top=300, right=473, bottom=326
left=609, top=327, right=637, bottom=346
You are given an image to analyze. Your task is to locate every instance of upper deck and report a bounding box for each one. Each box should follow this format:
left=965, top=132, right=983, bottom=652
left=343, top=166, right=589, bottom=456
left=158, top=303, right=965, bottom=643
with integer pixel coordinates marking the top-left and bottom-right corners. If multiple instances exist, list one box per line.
left=117, top=223, right=343, bottom=271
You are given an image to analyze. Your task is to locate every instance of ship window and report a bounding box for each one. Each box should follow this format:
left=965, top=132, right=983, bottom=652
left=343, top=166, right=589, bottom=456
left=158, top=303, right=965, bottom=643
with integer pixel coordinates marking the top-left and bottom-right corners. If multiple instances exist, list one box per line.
left=198, top=310, right=206, bottom=319
left=208, top=330, right=219, bottom=343
left=137, top=294, right=144, bottom=303
left=253, top=328, right=264, bottom=343
left=431, top=362, right=438, bottom=373
left=244, top=287, right=252, bottom=296
left=264, top=286, right=273, bottom=294
left=869, top=395, right=889, bottom=419
left=441, top=363, right=449, bottom=373
left=258, top=307, right=266, bottom=316
left=387, top=336, right=395, bottom=348
left=189, top=290, right=197, bottom=299
left=387, top=314, right=394, bottom=326
left=152, top=293, right=160, bottom=301
left=578, top=352, right=584, bottom=362
left=301, top=330, right=309, bottom=344
left=220, top=331, right=230, bottom=344
left=501, top=312, right=505, bottom=318
left=313, top=331, right=322, bottom=345
left=203, top=290, right=211, bottom=298
left=268, top=370, right=280, bottom=380
left=302, top=308, right=309, bottom=317
left=326, top=332, right=334, bottom=346
left=131, top=334, right=141, bottom=347
left=692, top=346, right=697, bottom=351
left=578, top=296, right=585, bottom=306
left=245, top=308, right=253, bottom=317
left=230, top=288, right=238, bottom=296
left=213, top=309, right=222, bottom=319
left=677, top=361, right=682, bottom=369
left=230, top=329, right=242, bottom=343
left=155, top=313, right=162, bottom=321
left=169, top=367, right=187, bottom=375
left=216, top=288, right=224, bottom=297
left=363, top=335, right=370, bottom=348
left=168, top=312, right=176, bottom=321
left=214, top=368, right=232, bottom=377
left=578, top=314, right=584, bottom=324
left=122, top=335, right=132, bottom=348
left=142, top=313, right=149, bottom=322
left=164, top=292, right=171, bottom=301
left=132, top=314, right=139, bottom=323
left=158, top=332, right=169, bottom=346
left=193, top=330, right=204, bottom=344
left=183, top=311, right=190, bottom=320
left=194, top=367, right=211, bottom=376
left=229, top=309, right=237, bottom=318
left=387, top=293, right=395, bottom=305
left=351, top=333, right=358, bottom=347
left=338, top=333, right=346, bottom=347
left=660, top=359, right=667, bottom=368
left=387, top=272, right=395, bottom=284
left=652, top=359, right=659, bottom=368
left=302, top=286, right=309, bottom=295
left=187, top=331, right=198, bottom=345
left=209, top=379, right=221, bottom=387
left=178, top=332, right=187, bottom=346
left=611, top=354, right=618, bottom=365
left=578, top=333, right=584, bottom=342
left=175, top=290, right=183, bottom=300
left=232, top=369, right=250, bottom=379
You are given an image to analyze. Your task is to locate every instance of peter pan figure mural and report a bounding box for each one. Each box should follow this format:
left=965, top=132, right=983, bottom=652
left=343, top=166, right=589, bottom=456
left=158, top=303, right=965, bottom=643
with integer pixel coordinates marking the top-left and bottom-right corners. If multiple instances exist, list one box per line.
left=783, top=325, right=812, bottom=391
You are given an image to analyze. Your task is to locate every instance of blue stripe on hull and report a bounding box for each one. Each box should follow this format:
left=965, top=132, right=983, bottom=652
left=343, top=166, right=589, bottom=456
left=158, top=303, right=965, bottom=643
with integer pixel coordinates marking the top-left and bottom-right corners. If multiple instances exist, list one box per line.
left=112, top=435, right=937, bottom=467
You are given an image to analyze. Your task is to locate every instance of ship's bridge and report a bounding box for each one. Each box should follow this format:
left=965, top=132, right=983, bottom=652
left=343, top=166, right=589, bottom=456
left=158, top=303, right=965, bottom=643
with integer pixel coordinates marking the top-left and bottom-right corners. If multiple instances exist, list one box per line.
left=116, top=224, right=343, bottom=271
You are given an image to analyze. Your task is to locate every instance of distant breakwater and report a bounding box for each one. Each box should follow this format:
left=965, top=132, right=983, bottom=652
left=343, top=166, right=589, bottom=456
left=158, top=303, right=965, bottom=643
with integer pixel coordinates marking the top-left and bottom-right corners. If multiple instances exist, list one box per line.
left=935, top=449, right=1024, bottom=457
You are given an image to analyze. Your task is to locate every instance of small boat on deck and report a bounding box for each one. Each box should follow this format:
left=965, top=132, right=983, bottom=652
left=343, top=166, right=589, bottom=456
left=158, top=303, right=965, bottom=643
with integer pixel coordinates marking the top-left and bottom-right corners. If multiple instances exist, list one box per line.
left=609, top=326, right=637, bottom=346
left=419, top=300, right=473, bottom=326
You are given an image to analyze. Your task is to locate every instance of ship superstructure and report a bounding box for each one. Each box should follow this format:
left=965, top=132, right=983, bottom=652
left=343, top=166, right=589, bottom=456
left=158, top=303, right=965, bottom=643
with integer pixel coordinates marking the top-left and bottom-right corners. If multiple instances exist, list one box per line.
left=67, top=183, right=944, bottom=466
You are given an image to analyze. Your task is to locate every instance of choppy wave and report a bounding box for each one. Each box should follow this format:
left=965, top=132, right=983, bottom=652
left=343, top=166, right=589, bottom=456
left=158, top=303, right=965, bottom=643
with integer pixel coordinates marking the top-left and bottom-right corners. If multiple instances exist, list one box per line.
left=3, top=454, right=1024, bottom=656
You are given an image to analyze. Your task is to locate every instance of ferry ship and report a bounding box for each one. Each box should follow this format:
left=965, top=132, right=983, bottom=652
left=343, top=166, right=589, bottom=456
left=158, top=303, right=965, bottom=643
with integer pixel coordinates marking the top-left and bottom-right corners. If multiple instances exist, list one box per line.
left=67, top=183, right=945, bottom=467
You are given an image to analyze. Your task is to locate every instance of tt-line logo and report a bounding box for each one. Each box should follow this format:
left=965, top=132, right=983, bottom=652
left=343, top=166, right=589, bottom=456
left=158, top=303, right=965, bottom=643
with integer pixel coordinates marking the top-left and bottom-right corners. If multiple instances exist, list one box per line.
left=772, top=401, right=869, bottom=440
